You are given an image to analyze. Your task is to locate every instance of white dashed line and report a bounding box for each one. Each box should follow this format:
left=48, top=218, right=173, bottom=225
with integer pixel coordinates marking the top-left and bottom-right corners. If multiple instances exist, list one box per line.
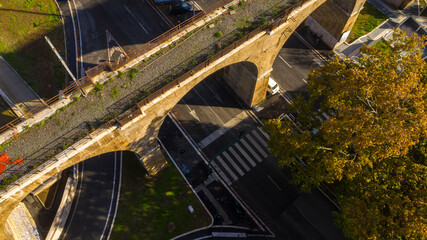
left=124, top=5, right=149, bottom=34
left=279, top=55, right=292, bottom=68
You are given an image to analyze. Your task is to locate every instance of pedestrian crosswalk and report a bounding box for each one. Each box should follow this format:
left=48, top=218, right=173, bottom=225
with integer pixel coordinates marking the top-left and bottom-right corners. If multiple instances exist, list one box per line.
left=211, top=127, right=270, bottom=184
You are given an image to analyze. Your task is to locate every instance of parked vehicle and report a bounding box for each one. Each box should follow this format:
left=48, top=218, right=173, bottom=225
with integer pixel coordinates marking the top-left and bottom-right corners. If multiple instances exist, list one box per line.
left=267, top=77, right=279, bottom=95
left=155, top=0, right=184, bottom=5
left=170, top=2, right=194, bottom=15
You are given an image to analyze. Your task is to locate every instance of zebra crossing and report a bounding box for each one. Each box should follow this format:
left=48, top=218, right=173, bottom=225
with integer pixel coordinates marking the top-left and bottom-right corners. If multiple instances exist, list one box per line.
left=211, top=127, right=271, bottom=184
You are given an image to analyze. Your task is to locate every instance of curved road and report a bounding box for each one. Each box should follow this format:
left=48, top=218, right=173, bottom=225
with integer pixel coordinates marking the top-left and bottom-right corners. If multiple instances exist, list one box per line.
left=60, top=152, right=122, bottom=240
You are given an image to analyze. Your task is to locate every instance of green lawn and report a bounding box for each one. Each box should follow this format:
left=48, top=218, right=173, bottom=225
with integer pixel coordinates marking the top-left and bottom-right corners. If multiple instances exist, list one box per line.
left=347, top=2, right=388, bottom=43
left=110, top=152, right=211, bottom=240
left=0, top=0, right=66, bottom=98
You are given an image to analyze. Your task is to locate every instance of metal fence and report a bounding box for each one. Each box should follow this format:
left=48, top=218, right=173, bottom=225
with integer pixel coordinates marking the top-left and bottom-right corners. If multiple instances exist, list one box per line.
left=0, top=0, right=308, bottom=137
left=0, top=0, right=236, bottom=139
left=119, top=0, right=308, bottom=124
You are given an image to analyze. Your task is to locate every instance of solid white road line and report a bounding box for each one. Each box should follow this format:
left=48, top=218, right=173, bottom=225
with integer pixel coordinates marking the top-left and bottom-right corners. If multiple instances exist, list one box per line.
left=234, top=142, right=256, bottom=167
left=124, top=5, right=149, bottom=34
left=216, top=156, right=239, bottom=181
left=71, top=0, right=84, bottom=78
left=279, top=55, right=292, bottom=68
left=229, top=147, right=250, bottom=172
left=106, top=151, right=122, bottom=240
left=222, top=152, right=245, bottom=176
left=267, top=175, right=282, bottom=191
left=100, top=152, right=117, bottom=240
left=145, top=0, right=174, bottom=28
left=251, top=130, right=267, bottom=148
left=257, top=127, right=270, bottom=140
left=63, top=162, right=85, bottom=238
left=246, top=135, right=268, bottom=158
left=240, top=139, right=263, bottom=163
left=67, top=0, right=79, bottom=79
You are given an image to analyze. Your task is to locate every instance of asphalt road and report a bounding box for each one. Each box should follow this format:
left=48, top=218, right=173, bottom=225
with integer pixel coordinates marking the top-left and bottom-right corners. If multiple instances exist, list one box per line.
left=60, top=152, right=121, bottom=240
left=71, top=0, right=171, bottom=71
left=159, top=32, right=345, bottom=239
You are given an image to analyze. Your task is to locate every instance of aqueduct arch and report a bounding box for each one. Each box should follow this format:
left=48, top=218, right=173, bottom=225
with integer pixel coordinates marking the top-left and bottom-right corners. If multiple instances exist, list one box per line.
left=0, top=0, right=366, bottom=238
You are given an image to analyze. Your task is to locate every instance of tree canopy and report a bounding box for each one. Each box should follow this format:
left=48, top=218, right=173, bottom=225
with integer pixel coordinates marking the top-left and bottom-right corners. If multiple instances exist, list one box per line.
left=264, top=31, right=427, bottom=240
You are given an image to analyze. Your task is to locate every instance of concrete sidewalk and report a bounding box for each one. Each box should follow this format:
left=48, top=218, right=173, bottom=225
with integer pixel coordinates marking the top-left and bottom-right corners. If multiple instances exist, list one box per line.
left=0, top=56, right=44, bottom=117
left=334, top=0, right=426, bottom=58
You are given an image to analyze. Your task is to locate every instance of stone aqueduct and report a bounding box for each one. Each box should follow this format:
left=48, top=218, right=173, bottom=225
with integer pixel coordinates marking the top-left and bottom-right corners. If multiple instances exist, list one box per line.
left=0, top=0, right=365, bottom=238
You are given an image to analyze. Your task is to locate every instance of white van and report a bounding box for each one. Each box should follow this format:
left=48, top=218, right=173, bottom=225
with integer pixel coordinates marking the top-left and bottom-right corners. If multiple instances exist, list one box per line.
left=267, top=77, right=279, bottom=95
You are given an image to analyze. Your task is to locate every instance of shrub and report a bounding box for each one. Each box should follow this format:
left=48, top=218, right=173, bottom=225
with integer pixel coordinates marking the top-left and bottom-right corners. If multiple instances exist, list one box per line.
left=214, top=31, right=223, bottom=38
left=94, top=82, right=104, bottom=92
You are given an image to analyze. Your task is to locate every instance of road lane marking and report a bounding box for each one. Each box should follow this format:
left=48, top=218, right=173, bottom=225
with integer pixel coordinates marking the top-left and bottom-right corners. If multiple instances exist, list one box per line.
left=229, top=147, right=250, bottom=171
left=145, top=0, right=174, bottom=28
left=216, top=156, right=238, bottom=181
left=279, top=55, right=292, bottom=68
left=198, top=111, right=248, bottom=148
left=192, top=87, right=225, bottom=125
left=106, top=151, right=123, bottom=240
left=63, top=162, right=85, bottom=238
left=257, top=127, right=270, bottom=140
left=100, top=152, right=118, bottom=240
left=124, top=5, right=148, bottom=34
left=234, top=142, right=256, bottom=167
left=222, top=152, right=245, bottom=176
left=279, top=90, right=293, bottom=104
left=246, top=135, right=268, bottom=158
left=67, top=0, right=79, bottom=78
left=293, top=32, right=328, bottom=64
left=240, top=139, right=263, bottom=163
left=251, top=130, right=268, bottom=148
left=71, top=0, right=84, bottom=78
left=181, top=99, right=200, bottom=121
left=267, top=175, right=282, bottom=191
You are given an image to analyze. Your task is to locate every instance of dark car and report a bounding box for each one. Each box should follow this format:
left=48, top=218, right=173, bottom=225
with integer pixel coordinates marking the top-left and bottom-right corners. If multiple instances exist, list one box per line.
left=170, top=2, right=194, bottom=15
left=155, top=0, right=184, bottom=5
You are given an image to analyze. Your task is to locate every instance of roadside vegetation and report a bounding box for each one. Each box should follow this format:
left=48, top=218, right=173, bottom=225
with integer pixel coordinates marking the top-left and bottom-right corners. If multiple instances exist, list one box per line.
left=264, top=31, right=426, bottom=240
left=347, top=2, right=388, bottom=43
left=0, top=0, right=66, bottom=98
left=110, top=152, right=211, bottom=240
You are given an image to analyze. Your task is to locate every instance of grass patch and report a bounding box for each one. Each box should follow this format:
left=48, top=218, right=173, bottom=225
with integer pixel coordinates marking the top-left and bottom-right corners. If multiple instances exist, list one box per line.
left=0, top=175, right=17, bottom=190
left=110, top=87, right=119, bottom=98
left=0, top=0, right=66, bottom=98
left=347, top=2, right=388, bottom=43
left=372, top=39, right=391, bottom=53
left=94, top=82, right=104, bottom=92
left=110, top=153, right=211, bottom=240
left=128, top=68, right=139, bottom=80
left=214, top=31, right=223, bottom=38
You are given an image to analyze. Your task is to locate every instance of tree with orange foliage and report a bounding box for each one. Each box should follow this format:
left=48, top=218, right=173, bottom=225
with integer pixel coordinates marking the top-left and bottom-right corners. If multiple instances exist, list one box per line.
left=264, top=31, right=426, bottom=239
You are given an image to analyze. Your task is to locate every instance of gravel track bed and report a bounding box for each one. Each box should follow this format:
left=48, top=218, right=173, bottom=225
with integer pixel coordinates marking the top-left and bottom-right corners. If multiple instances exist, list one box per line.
left=0, top=0, right=295, bottom=182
